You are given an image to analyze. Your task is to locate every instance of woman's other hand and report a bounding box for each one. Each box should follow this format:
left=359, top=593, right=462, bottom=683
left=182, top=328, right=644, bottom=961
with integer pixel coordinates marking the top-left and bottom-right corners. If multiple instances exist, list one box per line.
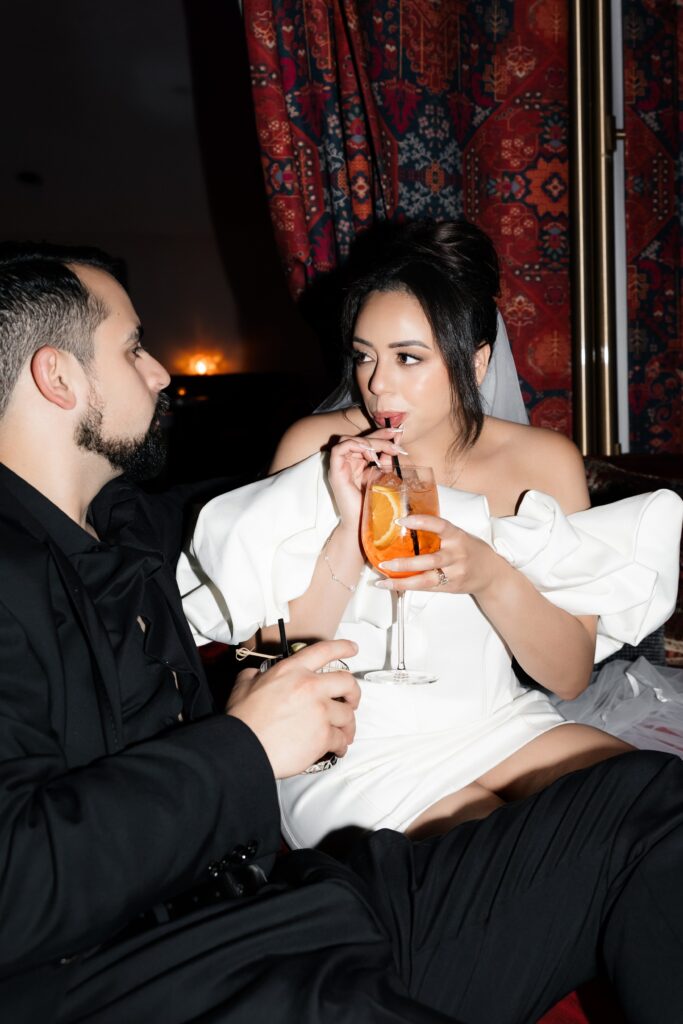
left=374, top=513, right=505, bottom=597
left=375, top=510, right=597, bottom=700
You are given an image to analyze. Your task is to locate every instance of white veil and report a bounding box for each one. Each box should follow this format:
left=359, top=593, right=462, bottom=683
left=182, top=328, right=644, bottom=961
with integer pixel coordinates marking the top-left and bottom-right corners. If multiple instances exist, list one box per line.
left=479, top=313, right=528, bottom=424
left=316, top=312, right=528, bottom=425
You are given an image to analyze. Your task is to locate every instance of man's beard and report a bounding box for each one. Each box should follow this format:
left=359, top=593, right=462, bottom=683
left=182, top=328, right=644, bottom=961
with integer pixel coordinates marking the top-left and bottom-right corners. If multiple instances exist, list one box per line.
left=75, top=392, right=170, bottom=481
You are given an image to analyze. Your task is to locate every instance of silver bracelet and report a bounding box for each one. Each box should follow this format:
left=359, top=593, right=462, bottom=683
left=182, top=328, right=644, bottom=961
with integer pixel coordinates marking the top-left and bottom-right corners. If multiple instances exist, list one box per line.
left=322, top=539, right=357, bottom=592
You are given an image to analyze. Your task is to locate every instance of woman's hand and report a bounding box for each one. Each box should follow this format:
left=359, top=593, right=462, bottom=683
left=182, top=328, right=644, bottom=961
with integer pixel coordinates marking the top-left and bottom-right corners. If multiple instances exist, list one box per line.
left=328, top=427, right=406, bottom=528
left=374, top=513, right=507, bottom=597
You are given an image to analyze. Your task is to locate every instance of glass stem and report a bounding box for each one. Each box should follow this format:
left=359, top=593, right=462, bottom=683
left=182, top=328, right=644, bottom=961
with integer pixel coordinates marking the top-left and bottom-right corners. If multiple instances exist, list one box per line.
left=396, top=590, right=406, bottom=671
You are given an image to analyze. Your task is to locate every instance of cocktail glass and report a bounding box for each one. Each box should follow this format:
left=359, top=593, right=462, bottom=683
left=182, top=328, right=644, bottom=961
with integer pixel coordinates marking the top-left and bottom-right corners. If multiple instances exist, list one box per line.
left=361, top=464, right=440, bottom=684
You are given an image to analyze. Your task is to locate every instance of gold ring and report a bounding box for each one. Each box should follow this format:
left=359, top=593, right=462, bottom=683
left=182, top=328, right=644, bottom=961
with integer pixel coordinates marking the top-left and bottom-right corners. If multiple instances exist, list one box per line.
left=435, top=567, right=449, bottom=586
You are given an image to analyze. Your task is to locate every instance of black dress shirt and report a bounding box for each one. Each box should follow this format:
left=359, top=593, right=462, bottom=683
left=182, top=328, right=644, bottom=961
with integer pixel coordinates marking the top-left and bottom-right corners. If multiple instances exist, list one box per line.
left=0, top=465, right=201, bottom=746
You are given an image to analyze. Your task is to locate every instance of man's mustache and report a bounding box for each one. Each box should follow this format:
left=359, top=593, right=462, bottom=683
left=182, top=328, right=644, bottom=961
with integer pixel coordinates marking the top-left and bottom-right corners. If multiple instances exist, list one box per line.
left=155, top=392, right=171, bottom=417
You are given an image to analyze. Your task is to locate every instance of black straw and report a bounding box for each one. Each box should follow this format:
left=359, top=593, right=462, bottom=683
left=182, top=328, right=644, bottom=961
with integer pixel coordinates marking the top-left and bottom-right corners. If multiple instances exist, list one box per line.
left=277, top=618, right=290, bottom=658
left=385, top=417, right=403, bottom=480
left=385, top=418, right=420, bottom=556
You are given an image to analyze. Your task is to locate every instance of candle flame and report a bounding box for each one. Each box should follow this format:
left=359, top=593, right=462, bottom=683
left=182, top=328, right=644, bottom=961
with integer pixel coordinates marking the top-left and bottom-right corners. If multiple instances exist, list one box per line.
left=171, top=346, right=240, bottom=376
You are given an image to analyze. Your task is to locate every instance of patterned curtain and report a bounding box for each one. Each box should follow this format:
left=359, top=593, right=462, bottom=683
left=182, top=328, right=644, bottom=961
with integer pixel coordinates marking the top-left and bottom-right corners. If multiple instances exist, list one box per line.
left=623, top=0, right=682, bottom=454
left=243, top=0, right=572, bottom=432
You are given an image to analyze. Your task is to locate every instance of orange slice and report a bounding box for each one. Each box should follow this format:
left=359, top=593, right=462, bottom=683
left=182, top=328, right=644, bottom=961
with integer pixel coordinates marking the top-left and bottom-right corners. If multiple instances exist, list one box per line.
left=371, top=485, right=403, bottom=548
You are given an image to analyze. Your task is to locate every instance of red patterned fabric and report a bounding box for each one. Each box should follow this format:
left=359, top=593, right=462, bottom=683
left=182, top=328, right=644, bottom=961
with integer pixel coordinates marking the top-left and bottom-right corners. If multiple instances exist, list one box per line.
left=460, top=2, right=571, bottom=433
left=243, top=0, right=395, bottom=298
left=623, top=0, right=682, bottom=453
left=243, top=0, right=572, bottom=431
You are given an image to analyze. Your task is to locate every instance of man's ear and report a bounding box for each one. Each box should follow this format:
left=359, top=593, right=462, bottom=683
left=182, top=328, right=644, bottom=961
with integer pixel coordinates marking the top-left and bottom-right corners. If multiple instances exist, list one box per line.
left=30, top=346, right=79, bottom=410
left=474, top=343, right=491, bottom=386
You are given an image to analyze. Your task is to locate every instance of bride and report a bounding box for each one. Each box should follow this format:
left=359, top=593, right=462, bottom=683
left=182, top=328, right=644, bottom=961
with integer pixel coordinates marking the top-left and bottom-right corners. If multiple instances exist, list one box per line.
left=179, top=219, right=682, bottom=848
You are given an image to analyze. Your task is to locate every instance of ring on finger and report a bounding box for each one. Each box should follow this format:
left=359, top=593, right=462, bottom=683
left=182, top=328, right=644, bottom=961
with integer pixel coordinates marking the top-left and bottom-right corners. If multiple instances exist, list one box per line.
left=435, top=567, right=449, bottom=586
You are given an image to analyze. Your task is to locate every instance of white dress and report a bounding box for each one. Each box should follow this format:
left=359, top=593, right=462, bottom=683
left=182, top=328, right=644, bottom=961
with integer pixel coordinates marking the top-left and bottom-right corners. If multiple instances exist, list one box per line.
left=178, top=454, right=683, bottom=848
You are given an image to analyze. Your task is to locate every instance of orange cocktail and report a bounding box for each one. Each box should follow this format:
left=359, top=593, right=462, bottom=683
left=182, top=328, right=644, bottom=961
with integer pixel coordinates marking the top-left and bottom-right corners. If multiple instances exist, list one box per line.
left=360, top=465, right=441, bottom=684
left=362, top=469, right=440, bottom=578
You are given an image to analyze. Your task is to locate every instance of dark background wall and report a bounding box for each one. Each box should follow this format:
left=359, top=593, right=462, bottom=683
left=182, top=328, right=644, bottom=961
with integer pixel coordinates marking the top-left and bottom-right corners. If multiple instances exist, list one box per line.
left=1, top=0, right=329, bottom=477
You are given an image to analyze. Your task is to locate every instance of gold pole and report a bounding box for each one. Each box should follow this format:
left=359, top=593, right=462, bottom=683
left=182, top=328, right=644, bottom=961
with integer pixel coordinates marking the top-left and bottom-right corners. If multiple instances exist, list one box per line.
left=570, top=0, right=619, bottom=456
left=570, top=0, right=593, bottom=454
left=594, top=0, right=619, bottom=454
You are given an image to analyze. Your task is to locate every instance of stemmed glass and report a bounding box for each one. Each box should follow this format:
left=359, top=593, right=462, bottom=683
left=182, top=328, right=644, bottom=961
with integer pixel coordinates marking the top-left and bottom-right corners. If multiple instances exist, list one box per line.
left=361, top=464, right=440, bottom=684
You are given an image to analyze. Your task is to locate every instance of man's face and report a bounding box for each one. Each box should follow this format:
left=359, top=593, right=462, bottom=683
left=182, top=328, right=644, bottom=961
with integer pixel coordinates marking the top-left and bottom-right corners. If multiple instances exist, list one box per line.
left=72, top=265, right=171, bottom=480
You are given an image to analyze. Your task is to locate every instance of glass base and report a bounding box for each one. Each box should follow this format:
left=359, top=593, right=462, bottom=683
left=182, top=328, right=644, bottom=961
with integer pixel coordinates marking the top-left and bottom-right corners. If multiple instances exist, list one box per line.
left=363, top=668, right=437, bottom=686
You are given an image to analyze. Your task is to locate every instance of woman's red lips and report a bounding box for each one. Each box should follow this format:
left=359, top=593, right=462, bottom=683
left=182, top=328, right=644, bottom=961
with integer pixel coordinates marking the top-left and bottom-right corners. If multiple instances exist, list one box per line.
left=374, top=412, right=406, bottom=428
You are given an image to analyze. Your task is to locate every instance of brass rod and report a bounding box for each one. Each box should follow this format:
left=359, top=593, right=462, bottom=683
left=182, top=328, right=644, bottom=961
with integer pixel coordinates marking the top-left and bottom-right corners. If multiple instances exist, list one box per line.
left=594, top=0, right=619, bottom=454
left=570, top=0, right=593, bottom=454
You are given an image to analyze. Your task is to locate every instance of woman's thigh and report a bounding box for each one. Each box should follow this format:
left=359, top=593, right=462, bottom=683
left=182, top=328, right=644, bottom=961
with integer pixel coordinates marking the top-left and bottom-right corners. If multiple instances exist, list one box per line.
left=406, top=783, right=505, bottom=838
left=477, top=723, right=632, bottom=800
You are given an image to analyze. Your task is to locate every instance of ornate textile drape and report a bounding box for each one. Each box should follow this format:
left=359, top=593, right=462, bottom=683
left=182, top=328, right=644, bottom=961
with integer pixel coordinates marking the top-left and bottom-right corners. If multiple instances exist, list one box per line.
left=623, top=0, right=682, bottom=454
left=243, top=0, right=572, bottom=432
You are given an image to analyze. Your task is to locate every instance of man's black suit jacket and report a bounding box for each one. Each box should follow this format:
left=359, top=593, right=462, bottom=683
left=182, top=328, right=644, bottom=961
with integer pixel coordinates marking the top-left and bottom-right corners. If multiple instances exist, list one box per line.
left=0, top=473, right=282, bottom=1020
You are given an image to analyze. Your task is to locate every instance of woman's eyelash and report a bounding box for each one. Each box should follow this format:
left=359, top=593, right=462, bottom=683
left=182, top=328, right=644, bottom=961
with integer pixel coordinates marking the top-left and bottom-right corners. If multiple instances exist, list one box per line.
left=351, top=350, right=421, bottom=365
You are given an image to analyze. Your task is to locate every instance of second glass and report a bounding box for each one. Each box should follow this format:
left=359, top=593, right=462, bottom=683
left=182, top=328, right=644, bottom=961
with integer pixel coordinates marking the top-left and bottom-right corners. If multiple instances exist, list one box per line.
left=361, top=464, right=440, bottom=684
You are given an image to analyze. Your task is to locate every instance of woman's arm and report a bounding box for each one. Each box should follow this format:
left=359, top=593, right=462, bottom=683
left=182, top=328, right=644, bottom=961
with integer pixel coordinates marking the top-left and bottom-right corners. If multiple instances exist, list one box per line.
left=477, top=430, right=596, bottom=698
left=269, top=409, right=368, bottom=474
left=259, top=519, right=366, bottom=645
left=269, top=415, right=332, bottom=473
left=261, top=425, right=406, bottom=645
left=378, top=432, right=598, bottom=701
left=472, top=558, right=596, bottom=701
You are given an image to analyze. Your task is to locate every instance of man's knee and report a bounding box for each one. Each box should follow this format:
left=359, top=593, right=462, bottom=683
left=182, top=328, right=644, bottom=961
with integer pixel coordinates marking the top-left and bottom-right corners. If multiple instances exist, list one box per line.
left=590, top=751, right=683, bottom=871
left=593, top=748, right=682, bottom=791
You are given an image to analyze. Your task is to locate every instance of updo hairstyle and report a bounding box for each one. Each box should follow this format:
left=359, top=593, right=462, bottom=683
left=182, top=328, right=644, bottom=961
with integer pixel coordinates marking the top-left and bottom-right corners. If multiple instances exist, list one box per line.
left=339, top=218, right=500, bottom=447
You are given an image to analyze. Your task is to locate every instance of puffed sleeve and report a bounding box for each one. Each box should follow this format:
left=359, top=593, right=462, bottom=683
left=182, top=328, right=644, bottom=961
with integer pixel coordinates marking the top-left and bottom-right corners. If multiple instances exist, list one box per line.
left=178, top=454, right=338, bottom=644
left=489, top=489, right=683, bottom=662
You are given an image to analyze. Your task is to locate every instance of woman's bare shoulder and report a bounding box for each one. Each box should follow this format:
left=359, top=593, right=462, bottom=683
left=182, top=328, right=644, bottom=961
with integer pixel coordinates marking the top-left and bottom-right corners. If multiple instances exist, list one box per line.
left=270, top=407, right=368, bottom=472
left=485, top=419, right=589, bottom=512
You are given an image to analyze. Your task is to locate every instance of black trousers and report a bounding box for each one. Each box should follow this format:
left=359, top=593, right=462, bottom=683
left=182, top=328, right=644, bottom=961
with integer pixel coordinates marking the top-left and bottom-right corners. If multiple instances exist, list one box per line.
left=59, top=751, right=683, bottom=1024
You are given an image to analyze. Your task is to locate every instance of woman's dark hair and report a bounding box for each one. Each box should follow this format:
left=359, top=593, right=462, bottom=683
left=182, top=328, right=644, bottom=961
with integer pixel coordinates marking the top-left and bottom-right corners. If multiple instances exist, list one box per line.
left=334, top=219, right=500, bottom=448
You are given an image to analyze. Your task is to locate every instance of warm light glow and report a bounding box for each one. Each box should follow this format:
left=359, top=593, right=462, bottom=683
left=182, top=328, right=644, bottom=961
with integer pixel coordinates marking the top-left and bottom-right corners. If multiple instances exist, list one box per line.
left=181, top=352, right=225, bottom=375
left=177, top=386, right=187, bottom=396
left=171, top=344, right=242, bottom=376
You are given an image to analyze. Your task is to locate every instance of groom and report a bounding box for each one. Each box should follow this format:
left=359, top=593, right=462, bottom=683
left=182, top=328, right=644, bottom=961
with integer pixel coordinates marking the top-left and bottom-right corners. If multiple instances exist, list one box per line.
left=0, top=241, right=681, bottom=1024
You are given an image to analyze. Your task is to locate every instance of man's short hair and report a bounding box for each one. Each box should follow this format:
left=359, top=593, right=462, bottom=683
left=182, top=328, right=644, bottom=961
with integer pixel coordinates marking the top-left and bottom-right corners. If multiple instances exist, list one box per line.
left=0, top=242, right=125, bottom=419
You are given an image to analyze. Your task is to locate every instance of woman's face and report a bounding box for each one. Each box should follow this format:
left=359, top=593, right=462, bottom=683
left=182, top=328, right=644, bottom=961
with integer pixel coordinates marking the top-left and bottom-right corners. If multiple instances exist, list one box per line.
left=352, top=289, right=455, bottom=447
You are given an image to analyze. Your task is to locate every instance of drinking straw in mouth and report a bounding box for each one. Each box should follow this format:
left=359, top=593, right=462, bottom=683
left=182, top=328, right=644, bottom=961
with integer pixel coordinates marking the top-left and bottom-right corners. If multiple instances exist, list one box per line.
left=384, top=418, right=420, bottom=557
left=278, top=618, right=290, bottom=658
left=384, top=417, right=403, bottom=479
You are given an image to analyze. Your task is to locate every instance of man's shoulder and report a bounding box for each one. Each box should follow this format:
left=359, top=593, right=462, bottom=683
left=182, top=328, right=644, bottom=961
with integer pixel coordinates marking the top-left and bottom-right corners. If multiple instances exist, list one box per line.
left=0, top=508, right=53, bottom=615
